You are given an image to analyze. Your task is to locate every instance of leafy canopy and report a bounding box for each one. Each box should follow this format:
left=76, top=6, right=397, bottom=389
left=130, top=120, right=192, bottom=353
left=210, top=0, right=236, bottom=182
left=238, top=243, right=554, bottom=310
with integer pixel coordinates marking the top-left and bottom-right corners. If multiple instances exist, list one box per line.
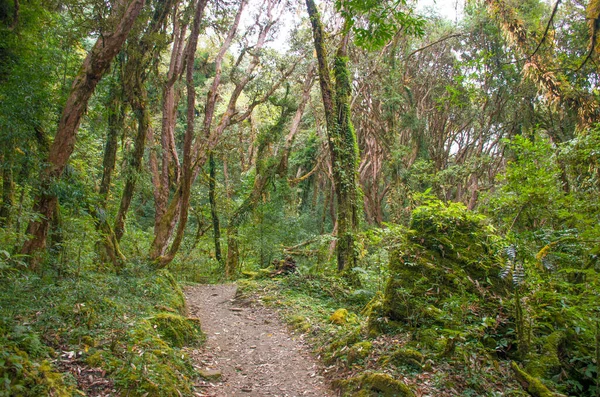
left=336, top=0, right=425, bottom=49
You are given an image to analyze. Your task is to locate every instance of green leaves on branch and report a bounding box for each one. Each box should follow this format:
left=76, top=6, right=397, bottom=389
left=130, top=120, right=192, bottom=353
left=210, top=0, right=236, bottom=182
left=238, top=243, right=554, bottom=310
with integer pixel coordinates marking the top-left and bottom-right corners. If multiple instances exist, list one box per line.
left=335, top=0, right=425, bottom=50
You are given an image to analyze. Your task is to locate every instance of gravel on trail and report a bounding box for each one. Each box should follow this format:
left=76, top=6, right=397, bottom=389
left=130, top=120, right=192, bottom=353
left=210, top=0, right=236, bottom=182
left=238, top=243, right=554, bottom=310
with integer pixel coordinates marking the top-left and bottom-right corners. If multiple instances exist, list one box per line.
left=185, top=284, right=336, bottom=397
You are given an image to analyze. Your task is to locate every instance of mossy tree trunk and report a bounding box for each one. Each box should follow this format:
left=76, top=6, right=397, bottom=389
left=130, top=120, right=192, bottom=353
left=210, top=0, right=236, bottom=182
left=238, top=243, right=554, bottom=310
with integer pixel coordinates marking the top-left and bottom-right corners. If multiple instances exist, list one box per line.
left=94, top=72, right=126, bottom=268
left=20, top=0, right=145, bottom=266
left=305, top=0, right=360, bottom=271
left=208, top=152, right=222, bottom=263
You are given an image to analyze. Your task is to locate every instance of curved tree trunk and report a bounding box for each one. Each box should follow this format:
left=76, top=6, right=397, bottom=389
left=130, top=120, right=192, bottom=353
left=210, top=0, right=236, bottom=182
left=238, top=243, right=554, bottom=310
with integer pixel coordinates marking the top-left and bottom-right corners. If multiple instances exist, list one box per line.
left=20, top=0, right=146, bottom=265
left=113, top=0, right=176, bottom=242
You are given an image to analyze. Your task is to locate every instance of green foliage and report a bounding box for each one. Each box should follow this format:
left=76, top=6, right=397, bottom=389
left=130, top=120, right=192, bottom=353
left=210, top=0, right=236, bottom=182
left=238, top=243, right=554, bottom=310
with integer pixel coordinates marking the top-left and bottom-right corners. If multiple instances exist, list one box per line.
left=0, top=265, right=202, bottom=396
left=337, top=0, right=425, bottom=50
left=483, top=136, right=565, bottom=232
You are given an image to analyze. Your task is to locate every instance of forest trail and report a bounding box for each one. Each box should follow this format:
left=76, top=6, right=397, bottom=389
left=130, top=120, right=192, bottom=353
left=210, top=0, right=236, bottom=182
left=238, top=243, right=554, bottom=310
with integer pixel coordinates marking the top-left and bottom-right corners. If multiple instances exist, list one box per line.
left=185, top=284, right=335, bottom=397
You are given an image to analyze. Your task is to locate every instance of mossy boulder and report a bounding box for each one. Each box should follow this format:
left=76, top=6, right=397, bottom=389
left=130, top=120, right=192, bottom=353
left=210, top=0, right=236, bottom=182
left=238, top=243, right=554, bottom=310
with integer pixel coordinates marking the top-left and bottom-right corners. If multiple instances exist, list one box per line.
left=148, top=313, right=204, bottom=348
left=381, top=200, right=506, bottom=327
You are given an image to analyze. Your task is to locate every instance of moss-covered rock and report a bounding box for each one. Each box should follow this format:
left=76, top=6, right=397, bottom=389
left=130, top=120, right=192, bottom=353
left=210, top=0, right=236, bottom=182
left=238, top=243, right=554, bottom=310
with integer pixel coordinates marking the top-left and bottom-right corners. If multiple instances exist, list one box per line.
left=330, top=308, right=349, bottom=325
left=380, top=200, right=507, bottom=329
left=148, top=313, right=204, bottom=348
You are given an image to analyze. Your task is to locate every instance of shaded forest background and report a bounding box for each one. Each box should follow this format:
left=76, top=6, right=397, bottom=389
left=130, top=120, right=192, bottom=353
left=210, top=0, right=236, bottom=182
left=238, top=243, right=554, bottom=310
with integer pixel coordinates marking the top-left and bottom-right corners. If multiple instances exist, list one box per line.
left=2, top=0, right=600, bottom=396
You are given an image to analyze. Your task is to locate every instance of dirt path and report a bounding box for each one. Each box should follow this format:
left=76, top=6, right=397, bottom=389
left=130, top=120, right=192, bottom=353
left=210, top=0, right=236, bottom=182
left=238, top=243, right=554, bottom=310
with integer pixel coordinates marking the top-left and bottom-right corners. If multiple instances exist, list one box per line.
left=185, top=284, right=335, bottom=397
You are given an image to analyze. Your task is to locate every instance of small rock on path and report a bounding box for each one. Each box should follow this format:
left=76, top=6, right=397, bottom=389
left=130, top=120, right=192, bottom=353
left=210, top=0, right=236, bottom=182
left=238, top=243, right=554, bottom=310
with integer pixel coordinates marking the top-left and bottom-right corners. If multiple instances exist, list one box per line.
left=185, top=284, right=335, bottom=397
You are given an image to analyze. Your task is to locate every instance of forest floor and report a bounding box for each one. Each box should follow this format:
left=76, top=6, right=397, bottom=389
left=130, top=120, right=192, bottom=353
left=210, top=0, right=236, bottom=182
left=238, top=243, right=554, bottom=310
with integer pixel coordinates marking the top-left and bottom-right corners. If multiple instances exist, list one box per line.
left=185, top=284, right=336, bottom=397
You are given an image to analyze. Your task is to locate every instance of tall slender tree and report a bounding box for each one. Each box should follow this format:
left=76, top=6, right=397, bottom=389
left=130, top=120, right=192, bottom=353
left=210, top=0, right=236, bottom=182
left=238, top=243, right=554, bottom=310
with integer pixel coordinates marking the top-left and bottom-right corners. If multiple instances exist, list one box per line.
left=305, top=0, right=360, bottom=272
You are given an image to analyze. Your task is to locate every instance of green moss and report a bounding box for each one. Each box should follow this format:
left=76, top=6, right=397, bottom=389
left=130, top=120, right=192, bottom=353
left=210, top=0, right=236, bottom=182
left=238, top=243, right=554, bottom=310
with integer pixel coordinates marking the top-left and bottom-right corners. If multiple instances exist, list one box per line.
left=289, top=315, right=311, bottom=333
left=242, top=270, right=260, bottom=279
left=347, top=341, right=372, bottom=365
left=339, top=373, right=415, bottom=397
left=352, top=390, right=377, bottom=397
left=155, top=270, right=186, bottom=314
left=525, top=331, right=564, bottom=377
left=85, top=351, right=105, bottom=367
left=379, top=200, right=507, bottom=330
left=330, top=308, right=349, bottom=325
left=511, top=362, right=566, bottom=397
left=148, top=312, right=204, bottom=348
left=0, top=347, right=75, bottom=397
left=329, top=327, right=362, bottom=352
left=385, top=348, right=424, bottom=370
left=416, top=328, right=443, bottom=352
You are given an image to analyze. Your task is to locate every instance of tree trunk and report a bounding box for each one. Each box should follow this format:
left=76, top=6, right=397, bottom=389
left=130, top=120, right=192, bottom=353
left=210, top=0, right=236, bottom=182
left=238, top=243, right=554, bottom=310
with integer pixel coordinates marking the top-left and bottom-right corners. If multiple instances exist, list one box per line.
left=0, top=157, right=13, bottom=227
left=114, top=95, right=149, bottom=241
left=152, top=10, right=187, bottom=235
left=306, top=0, right=360, bottom=271
left=95, top=74, right=126, bottom=268
left=114, top=0, right=175, bottom=242
left=208, top=152, right=222, bottom=263
left=99, top=80, right=125, bottom=200
left=20, top=0, right=145, bottom=265
left=154, top=0, right=208, bottom=268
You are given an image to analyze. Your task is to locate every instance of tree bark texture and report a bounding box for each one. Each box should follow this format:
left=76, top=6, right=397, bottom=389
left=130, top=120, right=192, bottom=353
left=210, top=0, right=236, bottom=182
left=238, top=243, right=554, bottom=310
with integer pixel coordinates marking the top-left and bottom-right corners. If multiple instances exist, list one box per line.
left=20, top=0, right=146, bottom=263
left=306, top=0, right=360, bottom=271
left=152, top=8, right=187, bottom=233
left=99, top=78, right=125, bottom=201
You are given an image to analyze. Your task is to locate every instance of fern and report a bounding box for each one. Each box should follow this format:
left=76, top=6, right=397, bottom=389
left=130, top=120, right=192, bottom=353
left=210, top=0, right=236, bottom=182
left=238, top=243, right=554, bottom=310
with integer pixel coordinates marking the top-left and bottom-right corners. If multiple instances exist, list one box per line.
left=499, top=244, right=525, bottom=287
